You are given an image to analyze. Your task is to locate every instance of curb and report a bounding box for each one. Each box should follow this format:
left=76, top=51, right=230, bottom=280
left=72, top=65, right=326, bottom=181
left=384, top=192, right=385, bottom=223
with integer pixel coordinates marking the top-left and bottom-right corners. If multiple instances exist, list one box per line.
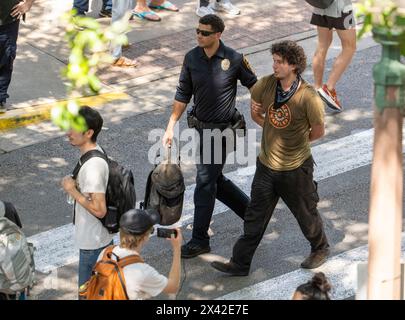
left=0, top=92, right=130, bottom=132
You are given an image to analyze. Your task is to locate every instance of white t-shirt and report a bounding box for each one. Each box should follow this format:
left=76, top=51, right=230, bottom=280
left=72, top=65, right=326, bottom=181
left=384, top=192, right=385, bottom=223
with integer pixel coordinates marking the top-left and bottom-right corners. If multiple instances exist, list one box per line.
left=74, top=145, right=114, bottom=250
left=97, top=246, right=168, bottom=300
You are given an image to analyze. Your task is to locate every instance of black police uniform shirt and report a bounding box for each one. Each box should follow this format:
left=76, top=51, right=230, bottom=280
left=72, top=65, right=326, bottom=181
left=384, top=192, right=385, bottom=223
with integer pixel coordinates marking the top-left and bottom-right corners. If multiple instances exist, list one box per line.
left=175, top=40, right=257, bottom=123
left=0, top=0, right=21, bottom=26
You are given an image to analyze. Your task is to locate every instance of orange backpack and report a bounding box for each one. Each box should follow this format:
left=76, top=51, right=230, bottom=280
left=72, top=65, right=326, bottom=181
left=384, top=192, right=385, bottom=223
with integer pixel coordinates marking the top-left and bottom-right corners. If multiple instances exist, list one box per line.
left=79, top=245, right=144, bottom=300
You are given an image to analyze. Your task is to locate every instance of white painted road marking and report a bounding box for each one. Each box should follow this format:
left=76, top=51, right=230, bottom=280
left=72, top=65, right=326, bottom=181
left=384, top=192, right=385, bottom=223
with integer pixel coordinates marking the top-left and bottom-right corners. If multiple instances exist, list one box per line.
left=217, top=233, right=405, bottom=300
left=29, top=128, right=390, bottom=273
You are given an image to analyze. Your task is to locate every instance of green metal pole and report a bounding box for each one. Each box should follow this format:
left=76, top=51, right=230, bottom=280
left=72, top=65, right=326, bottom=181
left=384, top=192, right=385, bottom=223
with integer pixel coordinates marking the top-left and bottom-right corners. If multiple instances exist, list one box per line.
left=368, top=27, right=405, bottom=300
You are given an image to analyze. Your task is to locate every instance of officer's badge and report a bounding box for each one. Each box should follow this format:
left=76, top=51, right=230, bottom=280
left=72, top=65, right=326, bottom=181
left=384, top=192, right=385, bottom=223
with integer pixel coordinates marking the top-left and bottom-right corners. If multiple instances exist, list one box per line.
left=221, top=59, right=231, bottom=71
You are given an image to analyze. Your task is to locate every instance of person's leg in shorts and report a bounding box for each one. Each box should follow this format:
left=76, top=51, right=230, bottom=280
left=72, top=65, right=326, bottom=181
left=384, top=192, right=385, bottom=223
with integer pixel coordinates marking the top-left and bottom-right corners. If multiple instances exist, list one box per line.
left=312, top=26, right=333, bottom=90
left=326, top=27, right=356, bottom=92
left=314, top=11, right=357, bottom=111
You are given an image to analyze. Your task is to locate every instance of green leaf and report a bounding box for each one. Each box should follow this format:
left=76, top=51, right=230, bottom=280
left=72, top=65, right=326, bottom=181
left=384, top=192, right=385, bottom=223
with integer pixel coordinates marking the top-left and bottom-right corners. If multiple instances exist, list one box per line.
left=357, top=14, right=373, bottom=39
left=401, top=44, right=405, bottom=56
left=71, top=114, right=88, bottom=132
left=88, top=75, right=102, bottom=93
left=396, top=15, right=405, bottom=27
left=53, top=10, right=132, bottom=129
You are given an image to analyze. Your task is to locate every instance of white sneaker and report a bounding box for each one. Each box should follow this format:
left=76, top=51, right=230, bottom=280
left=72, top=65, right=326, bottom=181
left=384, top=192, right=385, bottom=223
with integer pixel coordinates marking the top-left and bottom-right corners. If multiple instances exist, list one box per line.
left=196, top=5, right=215, bottom=17
left=212, top=0, right=241, bottom=15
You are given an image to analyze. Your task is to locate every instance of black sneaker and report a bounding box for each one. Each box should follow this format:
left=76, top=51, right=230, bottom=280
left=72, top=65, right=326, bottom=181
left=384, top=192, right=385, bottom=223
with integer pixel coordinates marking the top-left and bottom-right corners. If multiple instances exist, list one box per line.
left=0, top=101, right=6, bottom=114
left=211, top=261, right=249, bottom=276
left=99, top=9, right=112, bottom=18
left=181, top=241, right=210, bottom=259
left=300, top=248, right=330, bottom=269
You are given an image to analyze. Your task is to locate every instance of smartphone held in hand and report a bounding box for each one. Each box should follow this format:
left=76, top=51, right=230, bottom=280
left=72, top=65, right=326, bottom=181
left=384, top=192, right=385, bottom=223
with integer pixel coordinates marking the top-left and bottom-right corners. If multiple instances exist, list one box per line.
left=157, top=228, right=178, bottom=239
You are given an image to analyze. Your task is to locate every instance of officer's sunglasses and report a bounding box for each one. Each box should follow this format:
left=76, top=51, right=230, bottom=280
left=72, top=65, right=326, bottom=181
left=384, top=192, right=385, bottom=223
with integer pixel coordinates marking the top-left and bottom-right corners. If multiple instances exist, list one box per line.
left=196, top=28, right=216, bottom=37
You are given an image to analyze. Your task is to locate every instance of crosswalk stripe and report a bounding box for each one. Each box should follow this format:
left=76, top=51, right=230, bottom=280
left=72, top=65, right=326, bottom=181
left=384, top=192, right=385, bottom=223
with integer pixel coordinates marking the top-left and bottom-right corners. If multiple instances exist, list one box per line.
left=217, top=233, right=405, bottom=300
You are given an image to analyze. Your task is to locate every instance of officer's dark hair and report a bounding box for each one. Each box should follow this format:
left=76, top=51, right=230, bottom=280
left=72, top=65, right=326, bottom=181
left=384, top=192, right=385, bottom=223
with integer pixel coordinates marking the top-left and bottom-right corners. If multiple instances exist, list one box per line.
left=271, top=40, right=307, bottom=75
left=295, top=272, right=331, bottom=300
left=199, top=14, right=225, bottom=33
left=78, top=106, right=103, bottom=142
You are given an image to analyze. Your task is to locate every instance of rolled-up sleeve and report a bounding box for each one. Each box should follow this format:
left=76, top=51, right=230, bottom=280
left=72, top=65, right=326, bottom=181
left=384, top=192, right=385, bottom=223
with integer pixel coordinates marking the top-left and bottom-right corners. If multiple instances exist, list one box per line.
left=174, top=56, right=193, bottom=103
left=238, top=55, right=257, bottom=89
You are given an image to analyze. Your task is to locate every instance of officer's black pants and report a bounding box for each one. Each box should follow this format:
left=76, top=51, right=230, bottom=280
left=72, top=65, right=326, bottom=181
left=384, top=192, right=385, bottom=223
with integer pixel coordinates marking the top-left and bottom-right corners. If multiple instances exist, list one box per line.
left=231, top=157, right=329, bottom=271
left=192, top=129, right=250, bottom=246
left=0, top=20, right=19, bottom=103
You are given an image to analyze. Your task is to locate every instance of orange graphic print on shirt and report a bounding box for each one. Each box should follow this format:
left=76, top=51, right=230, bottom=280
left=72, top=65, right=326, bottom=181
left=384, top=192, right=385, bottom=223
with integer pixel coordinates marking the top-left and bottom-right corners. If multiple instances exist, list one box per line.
left=269, top=104, right=291, bottom=129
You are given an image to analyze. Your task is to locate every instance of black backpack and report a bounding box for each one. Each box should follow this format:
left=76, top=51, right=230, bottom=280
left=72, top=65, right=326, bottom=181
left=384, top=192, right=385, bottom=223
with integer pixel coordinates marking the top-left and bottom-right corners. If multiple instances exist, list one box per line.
left=141, top=147, right=185, bottom=226
left=72, top=148, right=136, bottom=234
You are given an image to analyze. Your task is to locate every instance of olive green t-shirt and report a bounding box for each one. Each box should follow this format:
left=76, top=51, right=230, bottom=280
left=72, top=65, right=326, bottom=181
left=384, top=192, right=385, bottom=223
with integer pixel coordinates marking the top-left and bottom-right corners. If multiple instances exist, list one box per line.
left=252, top=74, right=325, bottom=171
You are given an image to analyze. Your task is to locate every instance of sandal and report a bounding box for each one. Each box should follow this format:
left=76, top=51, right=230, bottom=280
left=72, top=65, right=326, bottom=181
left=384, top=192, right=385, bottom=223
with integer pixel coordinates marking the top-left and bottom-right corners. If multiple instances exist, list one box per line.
left=131, top=10, right=161, bottom=21
left=149, top=1, right=179, bottom=12
left=112, top=57, right=139, bottom=68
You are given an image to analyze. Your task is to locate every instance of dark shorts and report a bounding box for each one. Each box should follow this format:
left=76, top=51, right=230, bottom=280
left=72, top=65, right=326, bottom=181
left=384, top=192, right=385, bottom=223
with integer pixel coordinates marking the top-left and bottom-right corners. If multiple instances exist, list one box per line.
left=310, top=10, right=355, bottom=30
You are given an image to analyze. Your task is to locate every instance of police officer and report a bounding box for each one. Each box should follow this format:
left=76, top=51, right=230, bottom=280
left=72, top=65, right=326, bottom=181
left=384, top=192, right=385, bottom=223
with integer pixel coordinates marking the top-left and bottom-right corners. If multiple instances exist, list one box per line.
left=163, top=14, right=257, bottom=259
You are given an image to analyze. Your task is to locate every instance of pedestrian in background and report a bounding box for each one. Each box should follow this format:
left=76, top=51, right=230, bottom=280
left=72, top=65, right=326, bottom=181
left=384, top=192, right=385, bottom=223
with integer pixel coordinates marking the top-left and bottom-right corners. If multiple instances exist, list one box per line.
left=163, top=14, right=257, bottom=259
left=111, top=0, right=138, bottom=67
left=0, top=0, right=35, bottom=113
left=311, top=0, right=356, bottom=112
left=196, top=0, right=240, bottom=17
left=132, top=0, right=179, bottom=22
left=292, top=272, right=331, bottom=300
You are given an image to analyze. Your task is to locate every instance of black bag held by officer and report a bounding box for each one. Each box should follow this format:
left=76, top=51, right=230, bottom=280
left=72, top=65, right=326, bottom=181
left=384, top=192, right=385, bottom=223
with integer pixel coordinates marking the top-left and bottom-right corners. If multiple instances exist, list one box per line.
left=141, top=146, right=185, bottom=226
left=72, top=148, right=136, bottom=234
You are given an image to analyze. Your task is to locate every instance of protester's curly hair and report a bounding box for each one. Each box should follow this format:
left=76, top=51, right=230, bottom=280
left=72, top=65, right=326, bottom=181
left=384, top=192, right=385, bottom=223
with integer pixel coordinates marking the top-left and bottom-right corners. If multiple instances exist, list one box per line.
left=295, top=272, right=331, bottom=300
left=271, top=40, right=307, bottom=75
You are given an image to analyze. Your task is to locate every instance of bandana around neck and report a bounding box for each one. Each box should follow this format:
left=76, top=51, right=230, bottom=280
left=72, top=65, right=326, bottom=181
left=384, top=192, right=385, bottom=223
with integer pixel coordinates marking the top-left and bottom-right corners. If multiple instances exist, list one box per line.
left=274, top=74, right=301, bottom=109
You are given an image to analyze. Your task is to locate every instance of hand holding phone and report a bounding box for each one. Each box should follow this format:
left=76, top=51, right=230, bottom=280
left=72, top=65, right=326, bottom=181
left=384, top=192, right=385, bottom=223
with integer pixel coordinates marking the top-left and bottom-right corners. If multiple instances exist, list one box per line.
left=157, top=227, right=178, bottom=239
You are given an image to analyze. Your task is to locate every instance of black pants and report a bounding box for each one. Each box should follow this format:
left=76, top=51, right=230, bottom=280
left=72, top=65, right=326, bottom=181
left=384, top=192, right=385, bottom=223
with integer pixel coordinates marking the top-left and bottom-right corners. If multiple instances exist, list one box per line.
left=0, top=20, right=19, bottom=103
left=231, top=157, right=329, bottom=271
left=192, top=129, right=250, bottom=246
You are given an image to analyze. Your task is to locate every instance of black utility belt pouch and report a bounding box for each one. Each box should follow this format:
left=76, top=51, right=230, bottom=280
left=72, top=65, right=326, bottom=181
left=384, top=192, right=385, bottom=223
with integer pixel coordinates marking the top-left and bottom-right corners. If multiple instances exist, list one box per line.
left=187, top=108, right=246, bottom=136
left=231, top=109, right=247, bottom=137
left=187, top=108, right=198, bottom=129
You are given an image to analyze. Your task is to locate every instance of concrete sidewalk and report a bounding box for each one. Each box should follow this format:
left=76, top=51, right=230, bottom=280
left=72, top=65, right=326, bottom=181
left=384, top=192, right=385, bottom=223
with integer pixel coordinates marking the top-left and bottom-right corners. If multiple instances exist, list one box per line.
left=0, top=0, right=315, bottom=130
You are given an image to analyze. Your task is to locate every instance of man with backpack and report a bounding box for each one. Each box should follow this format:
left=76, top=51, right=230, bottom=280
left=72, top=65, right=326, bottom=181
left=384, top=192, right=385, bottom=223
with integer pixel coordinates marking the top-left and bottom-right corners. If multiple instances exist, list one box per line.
left=80, top=209, right=182, bottom=300
left=61, top=106, right=114, bottom=289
